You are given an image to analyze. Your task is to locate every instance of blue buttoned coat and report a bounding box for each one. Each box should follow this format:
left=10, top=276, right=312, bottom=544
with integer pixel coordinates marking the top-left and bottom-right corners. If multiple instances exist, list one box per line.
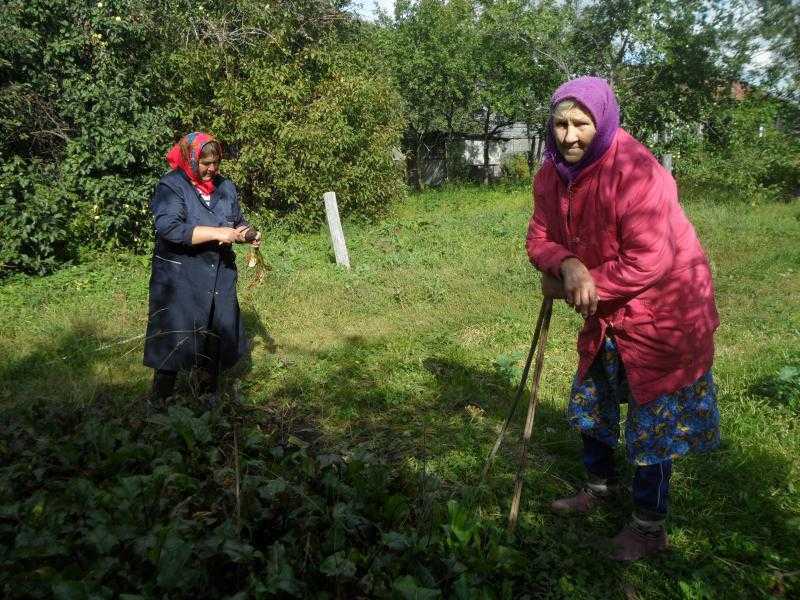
left=143, top=170, right=249, bottom=372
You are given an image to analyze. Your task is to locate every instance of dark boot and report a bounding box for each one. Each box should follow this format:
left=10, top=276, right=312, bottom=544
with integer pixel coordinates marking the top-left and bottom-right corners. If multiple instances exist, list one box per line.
left=551, top=476, right=618, bottom=515
left=195, top=368, right=220, bottom=409
left=151, top=369, right=177, bottom=408
left=196, top=326, right=221, bottom=409
left=196, top=368, right=218, bottom=394
left=609, top=513, right=669, bottom=561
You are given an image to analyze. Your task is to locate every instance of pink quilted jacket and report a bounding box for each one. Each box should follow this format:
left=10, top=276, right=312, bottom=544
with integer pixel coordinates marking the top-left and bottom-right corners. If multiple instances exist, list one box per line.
left=526, top=129, right=719, bottom=404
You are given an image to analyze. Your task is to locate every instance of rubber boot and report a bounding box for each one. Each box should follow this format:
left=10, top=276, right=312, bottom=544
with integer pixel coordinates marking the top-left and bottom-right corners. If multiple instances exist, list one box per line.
left=551, top=476, right=618, bottom=515
left=151, top=369, right=177, bottom=409
left=609, top=513, right=669, bottom=561
left=196, top=368, right=220, bottom=409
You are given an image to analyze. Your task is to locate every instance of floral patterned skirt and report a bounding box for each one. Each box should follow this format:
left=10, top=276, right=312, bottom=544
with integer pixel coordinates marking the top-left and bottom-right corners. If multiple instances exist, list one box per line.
left=567, top=337, right=721, bottom=466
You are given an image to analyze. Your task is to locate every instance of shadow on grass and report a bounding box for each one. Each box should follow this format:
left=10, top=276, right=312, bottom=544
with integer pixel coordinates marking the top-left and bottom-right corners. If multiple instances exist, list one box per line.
left=658, top=441, right=799, bottom=593
left=225, top=307, right=276, bottom=386
left=0, top=307, right=273, bottom=408
left=748, top=364, right=800, bottom=414
left=0, top=324, right=571, bottom=597
left=260, top=335, right=568, bottom=485
left=1, top=325, right=799, bottom=597
left=261, top=335, right=799, bottom=595
left=0, top=319, right=145, bottom=406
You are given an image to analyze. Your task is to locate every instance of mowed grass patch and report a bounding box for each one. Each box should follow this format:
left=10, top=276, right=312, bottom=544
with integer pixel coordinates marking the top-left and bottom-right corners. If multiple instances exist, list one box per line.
left=1, top=185, right=799, bottom=598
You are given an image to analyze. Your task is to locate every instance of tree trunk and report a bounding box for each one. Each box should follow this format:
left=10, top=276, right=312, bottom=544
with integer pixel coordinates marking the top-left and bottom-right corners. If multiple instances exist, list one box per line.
left=536, top=123, right=546, bottom=162
left=525, top=120, right=535, bottom=174
left=444, top=134, right=450, bottom=184
left=415, top=136, right=425, bottom=192
left=444, top=115, right=454, bottom=184
left=482, top=109, right=491, bottom=186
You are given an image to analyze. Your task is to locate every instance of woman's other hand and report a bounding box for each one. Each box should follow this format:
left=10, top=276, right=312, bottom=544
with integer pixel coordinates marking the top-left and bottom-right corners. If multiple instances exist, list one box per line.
left=233, top=225, right=251, bottom=243
left=215, top=227, right=241, bottom=245
left=541, top=273, right=567, bottom=299
left=218, top=225, right=252, bottom=245
left=190, top=225, right=258, bottom=246
left=560, top=258, right=598, bottom=318
left=241, top=226, right=261, bottom=247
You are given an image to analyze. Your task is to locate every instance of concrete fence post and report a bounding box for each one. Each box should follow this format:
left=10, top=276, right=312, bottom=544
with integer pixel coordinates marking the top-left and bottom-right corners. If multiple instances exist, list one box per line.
left=323, top=191, right=350, bottom=269
left=661, top=153, right=673, bottom=174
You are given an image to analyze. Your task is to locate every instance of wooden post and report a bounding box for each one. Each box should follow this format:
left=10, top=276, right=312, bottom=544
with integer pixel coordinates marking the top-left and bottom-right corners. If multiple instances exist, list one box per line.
left=323, top=191, right=350, bottom=269
left=661, top=153, right=673, bottom=174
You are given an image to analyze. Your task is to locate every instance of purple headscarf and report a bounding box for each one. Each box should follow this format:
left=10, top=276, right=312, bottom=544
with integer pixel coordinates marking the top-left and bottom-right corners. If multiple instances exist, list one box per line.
left=544, top=76, right=620, bottom=184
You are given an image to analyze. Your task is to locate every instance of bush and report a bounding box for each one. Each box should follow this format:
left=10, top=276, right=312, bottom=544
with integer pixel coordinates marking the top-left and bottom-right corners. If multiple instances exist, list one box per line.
left=0, top=398, right=538, bottom=598
left=213, top=44, right=406, bottom=230
left=500, top=153, right=530, bottom=183
left=153, top=1, right=407, bottom=230
left=0, top=0, right=179, bottom=273
left=0, top=1, right=406, bottom=274
left=674, top=97, right=800, bottom=203
left=0, top=158, right=75, bottom=275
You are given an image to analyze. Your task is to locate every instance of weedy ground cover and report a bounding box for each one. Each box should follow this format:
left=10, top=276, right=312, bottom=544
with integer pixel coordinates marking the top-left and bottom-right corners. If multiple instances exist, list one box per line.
left=1, top=186, right=799, bottom=598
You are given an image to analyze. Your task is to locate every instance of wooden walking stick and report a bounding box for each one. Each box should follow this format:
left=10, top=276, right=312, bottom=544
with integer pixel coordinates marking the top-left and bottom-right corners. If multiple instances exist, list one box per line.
left=507, top=296, right=553, bottom=535
left=482, top=297, right=550, bottom=480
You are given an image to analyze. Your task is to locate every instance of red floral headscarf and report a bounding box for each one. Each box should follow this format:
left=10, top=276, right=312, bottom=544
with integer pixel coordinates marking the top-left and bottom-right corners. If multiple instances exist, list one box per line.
left=165, top=132, right=220, bottom=196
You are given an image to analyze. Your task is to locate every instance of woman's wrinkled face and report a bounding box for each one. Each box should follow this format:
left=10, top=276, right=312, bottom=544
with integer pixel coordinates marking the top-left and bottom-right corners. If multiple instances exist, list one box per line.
left=552, top=101, right=597, bottom=163
left=197, top=144, right=221, bottom=181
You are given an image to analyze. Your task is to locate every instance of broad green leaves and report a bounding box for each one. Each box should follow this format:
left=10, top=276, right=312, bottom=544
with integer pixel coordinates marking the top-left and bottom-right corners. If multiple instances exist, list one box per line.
left=0, top=398, right=530, bottom=598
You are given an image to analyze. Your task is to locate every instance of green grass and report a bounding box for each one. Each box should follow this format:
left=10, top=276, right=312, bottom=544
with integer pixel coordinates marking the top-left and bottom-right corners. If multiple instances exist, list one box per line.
left=2, top=185, right=799, bottom=598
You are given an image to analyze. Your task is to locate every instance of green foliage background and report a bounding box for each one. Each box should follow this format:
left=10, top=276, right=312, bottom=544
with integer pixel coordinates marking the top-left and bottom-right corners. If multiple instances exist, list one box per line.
left=0, top=0, right=406, bottom=274
left=381, top=0, right=800, bottom=194
left=0, top=0, right=177, bottom=273
left=673, top=96, right=800, bottom=203
left=1, top=0, right=798, bottom=277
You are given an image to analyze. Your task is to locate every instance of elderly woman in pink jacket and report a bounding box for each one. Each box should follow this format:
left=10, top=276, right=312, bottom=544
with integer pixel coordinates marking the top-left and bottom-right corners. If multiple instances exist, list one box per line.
left=526, top=76, right=720, bottom=561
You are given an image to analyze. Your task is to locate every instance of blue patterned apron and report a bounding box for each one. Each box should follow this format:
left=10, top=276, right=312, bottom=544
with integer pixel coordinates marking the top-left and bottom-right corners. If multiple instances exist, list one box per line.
left=568, top=337, right=721, bottom=465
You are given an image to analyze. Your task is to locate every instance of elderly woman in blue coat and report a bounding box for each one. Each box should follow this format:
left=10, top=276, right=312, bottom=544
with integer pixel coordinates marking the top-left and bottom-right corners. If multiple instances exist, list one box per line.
left=144, top=132, right=259, bottom=403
